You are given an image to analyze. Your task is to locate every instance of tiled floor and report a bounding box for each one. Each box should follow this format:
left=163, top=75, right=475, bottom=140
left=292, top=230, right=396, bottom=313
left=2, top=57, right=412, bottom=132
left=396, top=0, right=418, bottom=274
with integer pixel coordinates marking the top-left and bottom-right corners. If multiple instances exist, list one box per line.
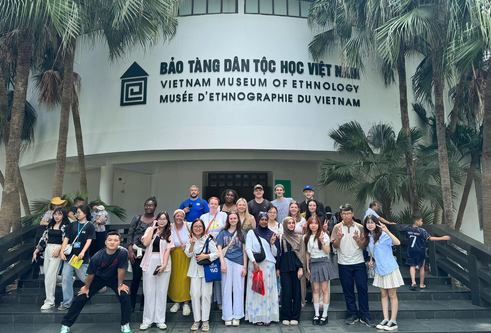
left=4, top=318, right=491, bottom=333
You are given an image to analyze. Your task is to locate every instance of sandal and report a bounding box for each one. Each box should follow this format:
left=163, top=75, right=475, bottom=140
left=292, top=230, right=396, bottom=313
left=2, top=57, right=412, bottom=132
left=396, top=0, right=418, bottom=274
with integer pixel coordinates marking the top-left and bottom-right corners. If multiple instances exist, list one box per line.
left=409, top=284, right=418, bottom=291
left=191, top=322, right=200, bottom=331
left=420, top=284, right=429, bottom=289
left=264, top=322, right=271, bottom=326
left=202, top=321, right=210, bottom=332
left=256, top=322, right=264, bottom=326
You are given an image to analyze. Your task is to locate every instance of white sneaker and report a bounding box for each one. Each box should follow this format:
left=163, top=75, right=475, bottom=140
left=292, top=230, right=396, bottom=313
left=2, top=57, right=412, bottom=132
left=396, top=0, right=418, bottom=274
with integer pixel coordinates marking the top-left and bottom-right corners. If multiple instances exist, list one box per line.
left=60, top=325, right=70, bottom=333
left=41, top=303, right=55, bottom=310
left=183, top=305, right=191, bottom=316
left=139, top=323, right=151, bottom=330
left=170, top=303, right=180, bottom=313
left=157, top=323, right=167, bottom=330
left=121, top=323, right=132, bottom=333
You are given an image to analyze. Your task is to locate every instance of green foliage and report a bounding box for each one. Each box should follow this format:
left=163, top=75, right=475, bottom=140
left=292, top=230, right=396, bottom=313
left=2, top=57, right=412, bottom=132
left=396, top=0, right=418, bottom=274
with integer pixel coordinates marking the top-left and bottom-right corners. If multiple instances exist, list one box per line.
left=21, top=191, right=127, bottom=226
left=395, top=205, right=435, bottom=225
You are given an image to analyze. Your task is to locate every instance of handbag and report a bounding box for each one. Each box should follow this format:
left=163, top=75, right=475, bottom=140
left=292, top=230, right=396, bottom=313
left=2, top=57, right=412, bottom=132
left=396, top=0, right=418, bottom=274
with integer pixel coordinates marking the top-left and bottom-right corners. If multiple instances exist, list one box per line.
left=221, top=230, right=237, bottom=257
left=252, top=230, right=266, bottom=263
left=197, top=236, right=213, bottom=266
left=64, top=222, right=88, bottom=256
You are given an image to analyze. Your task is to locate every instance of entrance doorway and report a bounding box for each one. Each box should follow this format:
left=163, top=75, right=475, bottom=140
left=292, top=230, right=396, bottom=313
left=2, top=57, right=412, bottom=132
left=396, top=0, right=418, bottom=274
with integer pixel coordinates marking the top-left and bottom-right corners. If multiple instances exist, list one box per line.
left=203, top=171, right=272, bottom=202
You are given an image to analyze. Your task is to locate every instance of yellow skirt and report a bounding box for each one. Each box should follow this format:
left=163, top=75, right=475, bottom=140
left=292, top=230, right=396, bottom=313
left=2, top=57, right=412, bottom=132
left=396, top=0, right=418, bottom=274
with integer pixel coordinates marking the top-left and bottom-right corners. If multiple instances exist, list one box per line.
left=168, top=247, right=191, bottom=303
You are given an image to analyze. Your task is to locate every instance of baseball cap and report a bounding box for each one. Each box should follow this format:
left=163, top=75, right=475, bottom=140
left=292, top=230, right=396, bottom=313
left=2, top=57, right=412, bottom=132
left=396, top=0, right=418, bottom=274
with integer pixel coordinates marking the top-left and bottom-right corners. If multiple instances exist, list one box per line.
left=303, top=185, right=314, bottom=192
left=274, top=184, right=284, bottom=190
left=254, top=184, right=264, bottom=190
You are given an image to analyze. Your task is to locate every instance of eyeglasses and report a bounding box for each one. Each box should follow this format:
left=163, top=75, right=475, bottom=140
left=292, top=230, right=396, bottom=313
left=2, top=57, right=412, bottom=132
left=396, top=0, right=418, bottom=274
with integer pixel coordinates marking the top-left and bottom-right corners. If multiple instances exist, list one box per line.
left=268, top=211, right=277, bottom=215
left=193, top=225, right=203, bottom=229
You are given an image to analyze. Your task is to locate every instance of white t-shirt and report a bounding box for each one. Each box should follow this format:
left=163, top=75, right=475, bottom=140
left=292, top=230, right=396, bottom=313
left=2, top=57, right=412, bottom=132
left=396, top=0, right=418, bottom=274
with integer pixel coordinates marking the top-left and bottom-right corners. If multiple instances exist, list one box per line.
left=294, top=217, right=306, bottom=234
left=171, top=222, right=192, bottom=248
left=331, top=222, right=365, bottom=265
left=364, top=208, right=380, bottom=220
left=200, top=211, right=227, bottom=239
left=305, top=233, right=330, bottom=259
left=268, top=222, right=284, bottom=236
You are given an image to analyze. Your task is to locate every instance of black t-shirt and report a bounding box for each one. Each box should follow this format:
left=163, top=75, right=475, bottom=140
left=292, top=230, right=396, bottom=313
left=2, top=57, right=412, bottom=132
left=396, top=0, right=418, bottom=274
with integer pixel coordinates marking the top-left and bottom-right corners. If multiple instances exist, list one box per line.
left=247, top=199, right=273, bottom=223
left=87, top=247, right=129, bottom=280
left=299, top=200, right=325, bottom=217
left=69, top=206, right=78, bottom=216
left=48, top=229, right=63, bottom=244
left=65, top=221, right=96, bottom=256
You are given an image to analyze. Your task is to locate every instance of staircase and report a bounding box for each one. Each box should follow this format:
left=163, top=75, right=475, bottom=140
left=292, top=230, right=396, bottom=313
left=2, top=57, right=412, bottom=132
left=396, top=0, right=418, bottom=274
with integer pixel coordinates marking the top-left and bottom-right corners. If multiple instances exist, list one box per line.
left=0, top=224, right=490, bottom=330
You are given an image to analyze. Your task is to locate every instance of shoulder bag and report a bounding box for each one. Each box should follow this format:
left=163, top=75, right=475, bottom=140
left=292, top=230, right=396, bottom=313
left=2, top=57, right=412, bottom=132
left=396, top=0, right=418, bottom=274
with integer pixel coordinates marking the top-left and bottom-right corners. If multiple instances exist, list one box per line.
left=252, top=230, right=266, bottom=263
left=197, top=235, right=213, bottom=266
left=64, top=222, right=88, bottom=256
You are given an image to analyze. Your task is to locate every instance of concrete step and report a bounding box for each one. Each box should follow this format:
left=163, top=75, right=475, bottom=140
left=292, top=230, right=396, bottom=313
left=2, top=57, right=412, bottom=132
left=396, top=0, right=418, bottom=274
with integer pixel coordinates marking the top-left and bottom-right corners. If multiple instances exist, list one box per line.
left=0, top=299, right=488, bottom=324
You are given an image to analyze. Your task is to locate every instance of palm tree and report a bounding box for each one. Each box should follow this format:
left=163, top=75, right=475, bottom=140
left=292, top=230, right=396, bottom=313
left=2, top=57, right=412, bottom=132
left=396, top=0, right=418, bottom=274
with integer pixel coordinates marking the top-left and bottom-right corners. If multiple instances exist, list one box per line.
left=48, top=0, right=180, bottom=197
left=376, top=0, right=472, bottom=227
left=0, top=1, right=81, bottom=237
left=307, top=0, right=421, bottom=214
left=317, top=121, right=447, bottom=215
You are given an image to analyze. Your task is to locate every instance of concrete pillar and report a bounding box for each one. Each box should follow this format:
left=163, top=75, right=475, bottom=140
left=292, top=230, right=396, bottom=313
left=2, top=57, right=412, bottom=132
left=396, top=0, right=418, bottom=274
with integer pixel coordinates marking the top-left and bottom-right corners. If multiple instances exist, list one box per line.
left=100, top=165, right=115, bottom=206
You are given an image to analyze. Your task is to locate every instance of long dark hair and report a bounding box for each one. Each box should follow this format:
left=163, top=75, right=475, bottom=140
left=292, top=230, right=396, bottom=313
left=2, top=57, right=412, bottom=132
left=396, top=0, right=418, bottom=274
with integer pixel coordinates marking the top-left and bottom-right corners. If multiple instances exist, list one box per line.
left=77, top=205, right=92, bottom=221
left=362, top=214, right=381, bottom=249
left=223, top=211, right=245, bottom=243
left=48, top=208, right=70, bottom=229
left=305, top=199, right=323, bottom=221
left=304, top=217, right=323, bottom=249
left=154, top=211, right=171, bottom=242
left=220, top=189, right=238, bottom=205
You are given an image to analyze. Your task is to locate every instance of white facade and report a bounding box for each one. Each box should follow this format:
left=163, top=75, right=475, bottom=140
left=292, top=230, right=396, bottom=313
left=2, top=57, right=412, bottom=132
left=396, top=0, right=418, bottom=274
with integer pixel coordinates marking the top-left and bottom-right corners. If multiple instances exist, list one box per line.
left=0, top=0, right=483, bottom=241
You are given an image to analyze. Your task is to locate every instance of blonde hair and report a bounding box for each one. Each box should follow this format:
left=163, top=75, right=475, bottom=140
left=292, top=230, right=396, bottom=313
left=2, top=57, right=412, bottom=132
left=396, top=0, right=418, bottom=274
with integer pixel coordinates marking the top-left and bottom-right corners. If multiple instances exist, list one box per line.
left=237, top=198, right=254, bottom=229
left=288, top=201, right=302, bottom=222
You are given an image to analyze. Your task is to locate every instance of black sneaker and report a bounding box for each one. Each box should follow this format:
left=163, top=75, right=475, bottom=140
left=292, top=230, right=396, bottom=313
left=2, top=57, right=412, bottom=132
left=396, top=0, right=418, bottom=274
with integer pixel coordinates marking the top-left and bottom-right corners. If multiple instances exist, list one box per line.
left=376, top=319, right=389, bottom=330
left=384, top=321, right=398, bottom=331
left=345, top=315, right=359, bottom=325
left=319, top=316, right=328, bottom=326
left=360, top=317, right=376, bottom=328
left=312, top=316, right=320, bottom=325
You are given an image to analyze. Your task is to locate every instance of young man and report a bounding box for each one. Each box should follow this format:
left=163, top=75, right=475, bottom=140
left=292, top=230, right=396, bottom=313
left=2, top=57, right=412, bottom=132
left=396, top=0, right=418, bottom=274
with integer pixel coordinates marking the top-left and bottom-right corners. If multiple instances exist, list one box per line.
left=331, top=203, right=374, bottom=327
left=59, top=231, right=131, bottom=333
left=364, top=201, right=396, bottom=225
left=179, top=185, right=209, bottom=222
left=247, top=184, right=273, bottom=222
left=59, top=206, right=96, bottom=311
left=299, top=186, right=325, bottom=217
left=68, top=197, right=85, bottom=221
left=406, top=214, right=450, bottom=290
left=271, top=184, right=294, bottom=223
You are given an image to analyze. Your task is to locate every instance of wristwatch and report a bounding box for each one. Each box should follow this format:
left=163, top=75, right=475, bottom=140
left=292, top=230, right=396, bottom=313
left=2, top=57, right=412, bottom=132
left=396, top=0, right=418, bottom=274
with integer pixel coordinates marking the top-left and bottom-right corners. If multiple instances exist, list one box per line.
left=118, top=283, right=123, bottom=286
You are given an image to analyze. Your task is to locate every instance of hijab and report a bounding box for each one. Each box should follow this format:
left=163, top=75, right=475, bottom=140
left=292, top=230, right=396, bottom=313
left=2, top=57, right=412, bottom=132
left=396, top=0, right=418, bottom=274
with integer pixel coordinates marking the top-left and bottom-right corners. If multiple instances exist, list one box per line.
left=255, top=212, right=280, bottom=253
left=282, top=217, right=306, bottom=269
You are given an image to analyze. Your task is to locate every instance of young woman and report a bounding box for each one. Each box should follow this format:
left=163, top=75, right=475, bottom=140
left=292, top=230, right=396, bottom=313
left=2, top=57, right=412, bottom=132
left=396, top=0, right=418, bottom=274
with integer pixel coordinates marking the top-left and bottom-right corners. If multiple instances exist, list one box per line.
left=304, top=217, right=338, bottom=325
left=200, top=197, right=227, bottom=309
left=245, top=212, right=280, bottom=326
left=185, top=219, right=219, bottom=332
left=220, top=189, right=239, bottom=213
left=217, top=212, right=247, bottom=327
left=267, top=206, right=283, bottom=236
left=140, top=211, right=174, bottom=330
left=237, top=198, right=256, bottom=233
left=305, top=200, right=326, bottom=232
left=32, top=208, right=70, bottom=309
left=127, top=197, right=157, bottom=312
left=277, top=217, right=305, bottom=326
left=40, top=197, right=67, bottom=226
left=362, top=215, right=404, bottom=331
left=168, top=209, right=192, bottom=316
left=287, top=201, right=307, bottom=306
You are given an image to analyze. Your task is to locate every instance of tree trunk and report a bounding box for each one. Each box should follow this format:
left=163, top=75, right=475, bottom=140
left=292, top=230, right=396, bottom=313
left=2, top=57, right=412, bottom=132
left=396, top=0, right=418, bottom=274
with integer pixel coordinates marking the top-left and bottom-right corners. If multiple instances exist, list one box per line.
left=432, top=48, right=454, bottom=227
left=0, top=169, right=4, bottom=187
left=448, top=69, right=468, bottom=139
left=0, top=66, right=10, bottom=146
left=482, top=62, right=491, bottom=245
left=433, top=206, right=442, bottom=224
left=71, top=92, right=88, bottom=193
left=16, top=165, right=30, bottom=217
left=52, top=39, right=75, bottom=197
left=397, top=45, right=420, bottom=215
left=454, top=164, right=475, bottom=231
left=0, top=30, right=32, bottom=237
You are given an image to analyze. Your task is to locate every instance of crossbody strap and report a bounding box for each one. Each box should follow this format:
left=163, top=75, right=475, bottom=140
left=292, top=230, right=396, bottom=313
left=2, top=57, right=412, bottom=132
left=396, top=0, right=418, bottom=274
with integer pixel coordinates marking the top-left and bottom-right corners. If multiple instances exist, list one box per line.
left=205, top=212, right=219, bottom=234
left=71, top=222, right=88, bottom=246
left=223, top=230, right=237, bottom=252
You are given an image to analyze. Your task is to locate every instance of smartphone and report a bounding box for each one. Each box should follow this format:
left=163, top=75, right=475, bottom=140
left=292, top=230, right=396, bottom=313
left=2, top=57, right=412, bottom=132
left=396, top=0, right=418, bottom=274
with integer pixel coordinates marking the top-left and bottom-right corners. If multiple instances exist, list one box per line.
left=153, top=265, right=161, bottom=275
left=189, top=203, right=193, bottom=208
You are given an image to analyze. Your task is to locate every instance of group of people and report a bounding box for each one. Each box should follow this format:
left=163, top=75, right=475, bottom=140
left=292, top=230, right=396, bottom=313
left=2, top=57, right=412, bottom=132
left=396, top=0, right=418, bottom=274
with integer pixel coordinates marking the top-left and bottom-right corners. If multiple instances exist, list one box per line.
left=32, top=186, right=451, bottom=333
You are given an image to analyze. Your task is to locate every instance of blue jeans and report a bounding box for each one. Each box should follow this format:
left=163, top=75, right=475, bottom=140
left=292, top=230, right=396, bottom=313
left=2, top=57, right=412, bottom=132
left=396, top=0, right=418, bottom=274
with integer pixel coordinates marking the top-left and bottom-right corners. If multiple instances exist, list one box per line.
left=61, top=261, right=88, bottom=308
left=338, top=262, right=370, bottom=319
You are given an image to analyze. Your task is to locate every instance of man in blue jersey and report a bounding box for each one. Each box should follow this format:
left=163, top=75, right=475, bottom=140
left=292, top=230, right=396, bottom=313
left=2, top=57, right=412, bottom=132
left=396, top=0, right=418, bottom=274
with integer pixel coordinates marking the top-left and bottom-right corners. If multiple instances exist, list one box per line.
left=405, top=214, right=450, bottom=290
left=179, top=185, right=209, bottom=222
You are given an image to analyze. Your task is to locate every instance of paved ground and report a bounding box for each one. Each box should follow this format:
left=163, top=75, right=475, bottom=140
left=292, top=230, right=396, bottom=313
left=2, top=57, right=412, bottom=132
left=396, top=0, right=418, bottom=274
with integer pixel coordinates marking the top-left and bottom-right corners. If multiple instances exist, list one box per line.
left=5, top=318, right=491, bottom=333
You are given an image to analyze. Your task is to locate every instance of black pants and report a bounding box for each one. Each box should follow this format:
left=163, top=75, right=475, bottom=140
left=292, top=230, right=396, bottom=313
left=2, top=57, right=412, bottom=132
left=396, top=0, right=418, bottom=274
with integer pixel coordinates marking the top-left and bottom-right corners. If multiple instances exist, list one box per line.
left=130, top=257, right=144, bottom=307
left=280, top=271, right=301, bottom=321
left=338, top=263, right=370, bottom=319
left=61, top=275, right=131, bottom=327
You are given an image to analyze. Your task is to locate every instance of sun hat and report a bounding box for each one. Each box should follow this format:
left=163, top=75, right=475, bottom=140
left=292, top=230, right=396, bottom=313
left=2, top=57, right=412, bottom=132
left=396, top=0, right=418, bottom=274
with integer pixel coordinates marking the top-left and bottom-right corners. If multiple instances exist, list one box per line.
left=49, top=197, right=67, bottom=210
